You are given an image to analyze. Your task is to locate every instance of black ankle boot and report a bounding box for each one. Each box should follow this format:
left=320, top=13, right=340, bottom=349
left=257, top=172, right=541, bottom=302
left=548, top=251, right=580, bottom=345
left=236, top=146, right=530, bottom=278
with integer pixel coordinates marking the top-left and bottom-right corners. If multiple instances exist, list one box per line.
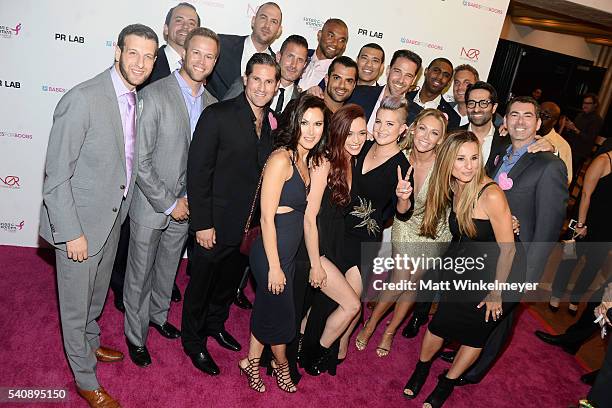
left=304, top=344, right=332, bottom=376
left=424, top=372, right=457, bottom=407
left=403, top=360, right=432, bottom=399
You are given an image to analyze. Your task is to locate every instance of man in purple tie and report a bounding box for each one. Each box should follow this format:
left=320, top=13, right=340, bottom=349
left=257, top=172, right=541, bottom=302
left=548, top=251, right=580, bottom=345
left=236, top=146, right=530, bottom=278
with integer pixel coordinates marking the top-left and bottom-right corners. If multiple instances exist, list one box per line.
left=39, top=24, right=158, bottom=408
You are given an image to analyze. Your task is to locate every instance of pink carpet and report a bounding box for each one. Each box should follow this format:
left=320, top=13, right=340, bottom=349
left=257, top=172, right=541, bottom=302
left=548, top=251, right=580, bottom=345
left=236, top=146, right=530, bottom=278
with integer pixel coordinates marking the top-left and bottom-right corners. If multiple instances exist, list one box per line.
left=0, top=245, right=591, bottom=407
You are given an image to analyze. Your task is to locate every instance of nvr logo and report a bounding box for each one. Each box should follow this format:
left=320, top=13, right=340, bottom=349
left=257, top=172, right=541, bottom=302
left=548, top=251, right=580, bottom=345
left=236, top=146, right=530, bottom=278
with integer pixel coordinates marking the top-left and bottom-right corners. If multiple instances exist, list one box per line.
left=0, top=80, right=20, bottom=88
left=460, top=47, right=480, bottom=61
left=55, top=33, right=85, bottom=43
left=357, top=28, right=383, bottom=39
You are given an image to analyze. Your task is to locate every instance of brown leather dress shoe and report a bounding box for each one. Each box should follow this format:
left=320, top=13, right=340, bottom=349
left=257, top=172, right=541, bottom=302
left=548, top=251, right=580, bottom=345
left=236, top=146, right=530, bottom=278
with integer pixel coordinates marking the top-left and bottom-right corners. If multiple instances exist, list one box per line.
left=95, top=346, right=124, bottom=363
left=77, top=386, right=121, bottom=408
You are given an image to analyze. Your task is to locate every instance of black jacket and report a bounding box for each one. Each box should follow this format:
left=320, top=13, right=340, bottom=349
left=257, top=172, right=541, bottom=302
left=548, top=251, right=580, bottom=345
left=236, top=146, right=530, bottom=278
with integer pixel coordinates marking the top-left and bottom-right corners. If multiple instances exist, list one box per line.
left=406, top=90, right=461, bottom=130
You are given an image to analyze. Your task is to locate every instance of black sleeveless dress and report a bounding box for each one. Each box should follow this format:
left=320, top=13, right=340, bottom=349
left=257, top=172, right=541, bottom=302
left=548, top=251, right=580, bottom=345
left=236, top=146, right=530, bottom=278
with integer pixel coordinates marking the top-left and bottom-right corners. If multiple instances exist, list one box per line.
left=250, top=160, right=307, bottom=344
left=427, top=183, right=510, bottom=348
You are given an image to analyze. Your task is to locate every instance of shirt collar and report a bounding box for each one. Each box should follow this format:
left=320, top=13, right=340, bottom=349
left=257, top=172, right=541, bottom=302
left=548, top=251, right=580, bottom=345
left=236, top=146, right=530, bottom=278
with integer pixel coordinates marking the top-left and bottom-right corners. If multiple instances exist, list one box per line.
left=468, top=122, right=495, bottom=140
left=413, top=91, right=441, bottom=107
left=504, top=139, right=535, bottom=160
left=165, top=44, right=182, bottom=66
left=174, top=70, right=204, bottom=98
left=110, top=65, right=133, bottom=99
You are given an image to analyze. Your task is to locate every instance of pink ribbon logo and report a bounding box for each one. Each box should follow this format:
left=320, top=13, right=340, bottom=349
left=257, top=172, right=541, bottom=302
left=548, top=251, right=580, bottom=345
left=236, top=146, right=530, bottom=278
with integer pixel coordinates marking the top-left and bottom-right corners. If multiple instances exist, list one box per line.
left=498, top=172, right=513, bottom=191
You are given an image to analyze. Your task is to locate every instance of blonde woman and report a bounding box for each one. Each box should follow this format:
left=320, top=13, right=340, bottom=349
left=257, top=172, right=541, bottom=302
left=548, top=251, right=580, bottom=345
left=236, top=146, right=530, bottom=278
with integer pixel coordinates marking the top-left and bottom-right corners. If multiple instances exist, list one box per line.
left=403, top=131, right=515, bottom=407
left=355, top=109, right=452, bottom=357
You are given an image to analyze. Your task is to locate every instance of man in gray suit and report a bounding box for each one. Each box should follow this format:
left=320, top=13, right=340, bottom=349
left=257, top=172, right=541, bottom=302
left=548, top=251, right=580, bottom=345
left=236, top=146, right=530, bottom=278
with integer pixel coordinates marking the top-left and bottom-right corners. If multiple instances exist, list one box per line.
left=123, top=27, right=219, bottom=367
left=39, top=24, right=158, bottom=407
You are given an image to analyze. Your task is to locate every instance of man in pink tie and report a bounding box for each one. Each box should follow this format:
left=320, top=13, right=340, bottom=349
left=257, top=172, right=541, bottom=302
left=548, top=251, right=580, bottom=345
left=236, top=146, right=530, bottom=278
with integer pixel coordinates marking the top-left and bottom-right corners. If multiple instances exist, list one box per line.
left=39, top=24, right=158, bottom=408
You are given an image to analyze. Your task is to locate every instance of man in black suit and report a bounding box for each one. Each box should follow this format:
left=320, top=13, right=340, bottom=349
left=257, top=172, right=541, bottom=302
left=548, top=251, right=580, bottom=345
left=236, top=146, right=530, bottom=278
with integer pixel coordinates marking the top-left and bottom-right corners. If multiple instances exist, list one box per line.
left=206, top=2, right=282, bottom=100
left=405, top=57, right=460, bottom=129
left=139, top=2, right=200, bottom=89
left=182, top=53, right=280, bottom=376
left=356, top=43, right=385, bottom=86
left=458, top=96, right=568, bottom=384
left=111, top=2, right=200, bottom=312
left=348, top=49, right=422, bottom=133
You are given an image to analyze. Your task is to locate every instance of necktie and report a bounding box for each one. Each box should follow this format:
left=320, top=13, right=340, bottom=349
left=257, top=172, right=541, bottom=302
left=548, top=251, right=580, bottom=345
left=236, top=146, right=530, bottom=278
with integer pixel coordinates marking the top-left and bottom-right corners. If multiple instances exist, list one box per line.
left=274, top=87, right=285, bottom=115
left=124, top=91, right=136, bottom=197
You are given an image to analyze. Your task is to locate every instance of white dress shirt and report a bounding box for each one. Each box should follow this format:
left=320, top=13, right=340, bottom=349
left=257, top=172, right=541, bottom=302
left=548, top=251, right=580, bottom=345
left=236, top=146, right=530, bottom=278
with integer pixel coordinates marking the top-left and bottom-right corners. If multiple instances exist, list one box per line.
left=164, top=44, right=183, bottom=74
left=298, top=52, right=333, bottom=90
left=413, top=92, right=441, bottom=110
left=454, top=104, right=469, bottom=126
left=270, top=83, right=296, bottom=113
left=367, top=86, right=387, bottom=134
left=469, top=122, right=496, bottom=165
left=240, top=35, right=274, bottom=76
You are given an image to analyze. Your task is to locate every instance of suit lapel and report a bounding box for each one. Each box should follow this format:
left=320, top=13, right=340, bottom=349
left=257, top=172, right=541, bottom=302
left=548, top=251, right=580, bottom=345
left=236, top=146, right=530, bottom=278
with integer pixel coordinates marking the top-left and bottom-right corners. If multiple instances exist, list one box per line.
left=508, top=152, right=536, bottom=181
left=166, top=75, right=191, bottom=144
left=101, top=70, right=127, bottom=174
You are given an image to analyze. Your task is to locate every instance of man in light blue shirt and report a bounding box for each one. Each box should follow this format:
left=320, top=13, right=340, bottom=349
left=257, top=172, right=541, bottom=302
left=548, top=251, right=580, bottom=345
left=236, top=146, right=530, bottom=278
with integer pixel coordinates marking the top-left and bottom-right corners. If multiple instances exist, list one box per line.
left=123, top=28, right=218, bottom=367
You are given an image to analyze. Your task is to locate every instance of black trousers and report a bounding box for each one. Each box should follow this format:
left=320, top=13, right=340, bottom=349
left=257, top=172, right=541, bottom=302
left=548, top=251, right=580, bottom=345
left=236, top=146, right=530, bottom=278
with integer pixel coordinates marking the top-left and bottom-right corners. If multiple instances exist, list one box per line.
left=109, top=215, right=131, bottom=296
left=181, top=242, right=248, bottom=355
left=588, top=338, right=612, bottom=408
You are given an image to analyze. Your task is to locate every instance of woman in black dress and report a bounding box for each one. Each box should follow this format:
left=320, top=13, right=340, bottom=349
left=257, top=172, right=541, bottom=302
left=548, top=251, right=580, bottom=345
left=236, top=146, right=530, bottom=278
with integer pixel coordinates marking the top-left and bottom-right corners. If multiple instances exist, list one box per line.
left=238, top=95, right=328, bottom=393
left=300, top=105, right=368, bottom=374
left=403, top=131, right=516, bottom=407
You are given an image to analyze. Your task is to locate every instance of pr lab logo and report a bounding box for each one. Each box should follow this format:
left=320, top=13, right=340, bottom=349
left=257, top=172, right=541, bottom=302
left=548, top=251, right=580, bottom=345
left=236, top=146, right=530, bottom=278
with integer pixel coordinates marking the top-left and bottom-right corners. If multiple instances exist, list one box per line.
left=357, top=28, right=383, bottom=39
left=460, top=47, right=480, bottom=62
left=42, top=85, right=66, bottom=93
left=0, top=23, right=22, bottom=39
left=0, top=79, right=20, bottom=89
left=0, top=220, right=25, bottom=233
left=0, top=175, right=21, bottom=190
left=55, top=33, right=84, bottom=44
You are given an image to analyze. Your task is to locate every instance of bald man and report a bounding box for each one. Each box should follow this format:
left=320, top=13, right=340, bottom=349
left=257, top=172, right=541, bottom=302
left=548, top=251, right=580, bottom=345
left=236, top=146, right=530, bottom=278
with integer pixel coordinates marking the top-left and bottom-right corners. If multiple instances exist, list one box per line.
left=538, top=101, right=572, bottom=184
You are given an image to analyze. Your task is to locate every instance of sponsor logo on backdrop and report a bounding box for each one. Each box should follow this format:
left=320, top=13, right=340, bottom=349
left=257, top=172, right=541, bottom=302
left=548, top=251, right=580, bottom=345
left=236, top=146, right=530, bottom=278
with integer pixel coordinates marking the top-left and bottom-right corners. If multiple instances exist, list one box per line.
left=0, top=131, right=32, bottom=141
left=0, top=220, right=25, bottom=233
left=0, top=80, right=20, bottom=89
left=460, top=47, right=480, bottom=62
left=357, top=28, right=383, bottom=39
left=105, top=40, right=117, bottom=47
left=462, top=1, right=504, bottom=14
left=0, top=23, right=22, bottom=39
left=303, top=16, right=323, bottom=31
left=400, top=37, right=444, bottom=51
left=200, top=1, right=224, bottom=8
left=247, top=3, right=257, bottom=17
left=0, top=175, right=21, bottom=189
left=42, top=85, right=66, bottom=93
left=55, top=33, right=85, bottom=43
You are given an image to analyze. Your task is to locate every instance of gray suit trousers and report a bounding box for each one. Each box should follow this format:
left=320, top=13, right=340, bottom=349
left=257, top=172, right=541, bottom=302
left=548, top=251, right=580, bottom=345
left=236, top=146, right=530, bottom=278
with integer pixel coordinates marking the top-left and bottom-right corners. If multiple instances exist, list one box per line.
left=55, top=213, right=121, bottom=390
left=124, top=217, right=188, bottom=346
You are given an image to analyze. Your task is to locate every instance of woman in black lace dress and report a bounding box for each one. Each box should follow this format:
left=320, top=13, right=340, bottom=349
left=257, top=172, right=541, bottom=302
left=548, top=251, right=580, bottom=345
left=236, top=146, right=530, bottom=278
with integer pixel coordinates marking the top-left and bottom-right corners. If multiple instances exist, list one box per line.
left=403, top=131, right=516, bottom=407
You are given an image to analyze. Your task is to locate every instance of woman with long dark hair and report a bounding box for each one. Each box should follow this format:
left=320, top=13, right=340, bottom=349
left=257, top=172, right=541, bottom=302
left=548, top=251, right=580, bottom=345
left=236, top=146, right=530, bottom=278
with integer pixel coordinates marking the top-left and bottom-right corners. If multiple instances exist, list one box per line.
left=300, top=104, right=368, bottom=374
left=238, top=94, right=328, bottom=393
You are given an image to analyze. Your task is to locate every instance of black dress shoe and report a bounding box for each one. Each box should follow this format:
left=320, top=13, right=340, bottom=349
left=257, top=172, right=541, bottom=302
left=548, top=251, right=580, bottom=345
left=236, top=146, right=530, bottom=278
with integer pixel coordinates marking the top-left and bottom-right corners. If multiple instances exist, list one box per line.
left=189, top=350, right=219, bottom=376
left=208, top=329, right=241, bottom=351
left=149, top=321, right=181, bottom=339
left=113, top=293, right=125, bottom=313
left=171, top=284, right=182, bottom=303
left=439, top=350, right=456, bottom=363
left=233, top=289, right=253, bottom=310
left=402, top=315, right=428, bottom=338
left=580, top=370, right=599, bottom=386
left=534, top=330, right=579, bottom=354
left=126, top=339, right=151, bottom=367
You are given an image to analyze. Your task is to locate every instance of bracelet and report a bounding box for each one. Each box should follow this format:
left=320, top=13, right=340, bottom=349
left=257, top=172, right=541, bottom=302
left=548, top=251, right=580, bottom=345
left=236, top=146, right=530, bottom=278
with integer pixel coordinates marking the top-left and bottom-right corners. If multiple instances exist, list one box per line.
left=577, top=223, right=586, bottom=228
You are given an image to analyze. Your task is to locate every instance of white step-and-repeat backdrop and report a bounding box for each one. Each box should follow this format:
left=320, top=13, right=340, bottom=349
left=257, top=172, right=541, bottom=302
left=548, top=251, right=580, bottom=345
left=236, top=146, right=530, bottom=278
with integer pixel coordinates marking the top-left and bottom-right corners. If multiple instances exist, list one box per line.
left=0, top=0, right=509, bottom=247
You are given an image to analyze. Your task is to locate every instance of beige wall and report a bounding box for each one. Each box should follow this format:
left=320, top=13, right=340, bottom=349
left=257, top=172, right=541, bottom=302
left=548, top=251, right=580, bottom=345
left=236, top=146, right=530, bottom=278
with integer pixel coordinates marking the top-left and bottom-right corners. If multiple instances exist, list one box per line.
left=499, top=15, right=602, bottom=61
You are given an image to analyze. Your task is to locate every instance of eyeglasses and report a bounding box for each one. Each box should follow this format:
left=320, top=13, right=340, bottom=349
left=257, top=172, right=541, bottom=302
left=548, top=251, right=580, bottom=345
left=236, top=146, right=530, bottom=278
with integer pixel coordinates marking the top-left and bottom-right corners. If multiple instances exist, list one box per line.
left=466, top=99, right=493, bottom=109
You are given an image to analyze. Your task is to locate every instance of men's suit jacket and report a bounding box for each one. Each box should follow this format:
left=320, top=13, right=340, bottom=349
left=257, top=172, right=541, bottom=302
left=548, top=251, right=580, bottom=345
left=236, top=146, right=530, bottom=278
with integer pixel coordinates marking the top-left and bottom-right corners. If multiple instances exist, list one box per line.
left=347, top=85, right=384, bottom=123
left=187, top=93, right=275, bottom=245
left=458, top=123, right=510, bottom=174
left=40, top=69, right=140, bottom=256
left=490, top=149, right=568, bottom=282
left=138, top=45, right=171, bottom=90
left=405, top=90, right=461, bottom=130
left=129, top=74, right=217, bottom=230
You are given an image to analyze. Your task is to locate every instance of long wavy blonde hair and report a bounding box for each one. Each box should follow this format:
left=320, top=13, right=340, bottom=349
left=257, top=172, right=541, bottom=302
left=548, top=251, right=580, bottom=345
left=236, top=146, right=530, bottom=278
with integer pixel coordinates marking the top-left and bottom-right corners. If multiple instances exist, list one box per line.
left=420, top=131, right=485, bottom=239
left=400, top=108, right=448, bottom=151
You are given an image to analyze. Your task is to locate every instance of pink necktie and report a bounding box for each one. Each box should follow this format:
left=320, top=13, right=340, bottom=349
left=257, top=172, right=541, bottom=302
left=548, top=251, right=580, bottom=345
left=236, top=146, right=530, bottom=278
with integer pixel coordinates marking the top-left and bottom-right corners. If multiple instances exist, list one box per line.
left=124, top=92, right=136, bottom=197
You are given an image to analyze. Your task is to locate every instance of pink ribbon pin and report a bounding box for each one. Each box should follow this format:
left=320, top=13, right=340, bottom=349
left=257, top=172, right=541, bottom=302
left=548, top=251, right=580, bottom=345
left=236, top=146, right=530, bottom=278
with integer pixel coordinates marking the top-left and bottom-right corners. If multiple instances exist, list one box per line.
left=268, top=112, right=277, bottom=130
left=498, top=172, right=513, bottom=190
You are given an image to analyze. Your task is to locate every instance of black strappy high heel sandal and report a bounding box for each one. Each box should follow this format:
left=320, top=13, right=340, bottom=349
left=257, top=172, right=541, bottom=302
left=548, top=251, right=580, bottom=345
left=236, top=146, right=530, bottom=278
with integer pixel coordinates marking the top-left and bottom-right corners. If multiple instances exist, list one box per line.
left=423, top=371, right=457, bottom=407
left=271, top=359, right=297, bottom=393
left=403, top=360, right=432, bottom=399
left=238, top=357, right=266, bottom=393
